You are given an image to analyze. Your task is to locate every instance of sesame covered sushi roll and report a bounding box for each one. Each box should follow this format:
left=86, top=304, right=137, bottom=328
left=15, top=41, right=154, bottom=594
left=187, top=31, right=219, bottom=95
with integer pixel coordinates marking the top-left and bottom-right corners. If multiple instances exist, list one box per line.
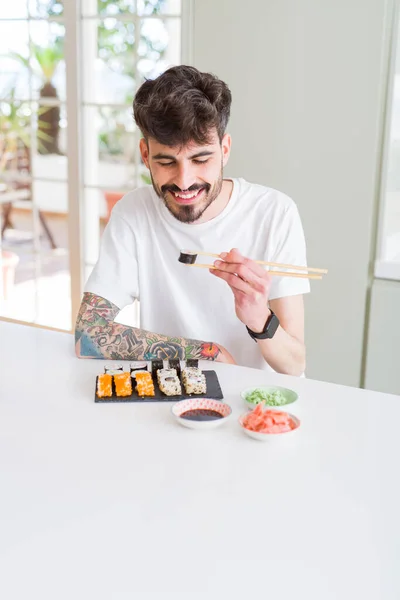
left=114, top=372, right=132, bottom=397
left=97, top=374, right=113, bottom=398
left=157, top=368, right=177, bottom=384
left=183, top=372, right=207, bottom=395
left=158, top=375, right=182, bottom=396
left=182, top=367, right=207, bottom=395
left=181, top=367, right=202, bottom=383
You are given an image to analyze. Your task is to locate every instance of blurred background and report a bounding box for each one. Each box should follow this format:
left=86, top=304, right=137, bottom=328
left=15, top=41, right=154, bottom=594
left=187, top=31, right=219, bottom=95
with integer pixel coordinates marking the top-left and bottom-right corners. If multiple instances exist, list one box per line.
left=0, top=0, right=399, bottom=394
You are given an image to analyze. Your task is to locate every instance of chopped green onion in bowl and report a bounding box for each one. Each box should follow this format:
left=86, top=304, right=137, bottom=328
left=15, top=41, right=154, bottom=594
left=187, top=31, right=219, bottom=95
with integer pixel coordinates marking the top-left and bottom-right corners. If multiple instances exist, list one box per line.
left=241, top=386, right=299, bottom=414
left=244, top=388, right=287, bottom=406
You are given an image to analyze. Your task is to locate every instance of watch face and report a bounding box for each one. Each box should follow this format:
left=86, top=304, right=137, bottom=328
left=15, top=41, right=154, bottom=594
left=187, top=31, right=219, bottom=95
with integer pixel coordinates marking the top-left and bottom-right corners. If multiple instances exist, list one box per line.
left=246, top=312, right=280, bottom=340
left=267, top=314, right=279, bottom=338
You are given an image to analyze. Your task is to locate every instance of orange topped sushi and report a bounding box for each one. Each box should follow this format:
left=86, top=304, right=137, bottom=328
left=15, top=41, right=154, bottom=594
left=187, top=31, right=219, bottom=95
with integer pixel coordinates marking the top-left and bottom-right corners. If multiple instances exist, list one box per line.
left=135, top=371, right=155, bottom=397
left=114, top=372, right=132, bottom=397
left=97, top=373, right=113, bottom=398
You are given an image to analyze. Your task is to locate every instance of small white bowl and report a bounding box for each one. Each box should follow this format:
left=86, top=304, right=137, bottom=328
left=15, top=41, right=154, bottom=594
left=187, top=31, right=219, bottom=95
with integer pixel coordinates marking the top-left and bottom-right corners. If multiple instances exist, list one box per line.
left=238, top=410, right=300, bottom=442
left=172, top=398, right=232, bottom=430
left=240, top=385, right=299, bottom=413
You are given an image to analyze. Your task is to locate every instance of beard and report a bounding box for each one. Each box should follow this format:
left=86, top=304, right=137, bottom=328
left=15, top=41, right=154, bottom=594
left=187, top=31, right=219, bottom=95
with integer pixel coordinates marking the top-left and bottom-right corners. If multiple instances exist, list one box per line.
left=150, top=167, right=224, bottom=224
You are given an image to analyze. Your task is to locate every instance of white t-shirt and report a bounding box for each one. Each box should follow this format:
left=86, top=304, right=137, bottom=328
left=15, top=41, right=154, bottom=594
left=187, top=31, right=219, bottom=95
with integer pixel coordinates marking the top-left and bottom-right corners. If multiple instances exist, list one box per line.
left=85, top=178, right=310, bottom=371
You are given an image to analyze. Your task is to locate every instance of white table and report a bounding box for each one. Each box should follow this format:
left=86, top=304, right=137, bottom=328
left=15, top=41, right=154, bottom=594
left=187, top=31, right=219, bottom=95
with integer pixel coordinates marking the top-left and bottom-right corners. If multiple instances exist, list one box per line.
left=1, top=321, right=399, bottom=600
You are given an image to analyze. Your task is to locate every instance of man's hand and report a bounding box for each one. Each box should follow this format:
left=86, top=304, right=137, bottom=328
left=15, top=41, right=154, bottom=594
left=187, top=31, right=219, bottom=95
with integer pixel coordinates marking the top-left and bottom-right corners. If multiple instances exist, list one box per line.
left=210, top=248, right=272, bottom=333
left=210, top=250, right=306, bottom=376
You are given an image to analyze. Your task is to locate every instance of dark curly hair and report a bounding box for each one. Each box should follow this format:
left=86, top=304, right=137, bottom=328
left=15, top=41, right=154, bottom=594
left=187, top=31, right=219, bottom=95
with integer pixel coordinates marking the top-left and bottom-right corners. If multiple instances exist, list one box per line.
left=133, top=65, right=232, bottom=146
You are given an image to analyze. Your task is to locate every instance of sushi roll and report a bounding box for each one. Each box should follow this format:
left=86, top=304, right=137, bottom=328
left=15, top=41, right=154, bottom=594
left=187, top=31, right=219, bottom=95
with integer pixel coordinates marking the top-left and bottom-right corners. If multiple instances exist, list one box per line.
left=104, top=363, right=124, bottom=375
left=186, top=359, right=199, bottom=368
left=130, top=361, right=148, bottom=374
left=131, top=369, right=148, bottom=379
left=97, top=374, right=113, bottom=398
left=157, top=368, right=177, bottom=383
left=183, top=373, right=207, bottom=395
left=181, top=367, right=202, bottom=383
left=168, top=359, right=181, bottom=377
left=114, top=372, right=132, bottom=397
left=182, top=367, right=207, bottom=395
left=178, top=250, right=197, bottom=264
left=135, top=371, right=155, bottom=397
left=158, top=376, right=182, bottom=396
left=151, top=359, right=164, bottom=378
left=130, top=361, right=149, bottom=379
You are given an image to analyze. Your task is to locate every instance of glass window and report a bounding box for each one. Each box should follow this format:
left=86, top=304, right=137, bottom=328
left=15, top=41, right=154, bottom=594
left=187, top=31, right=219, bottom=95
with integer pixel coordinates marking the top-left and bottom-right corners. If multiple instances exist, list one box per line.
left=0, top=4, right=70, bottom=329
left=0, top=0, right=184, bottom=330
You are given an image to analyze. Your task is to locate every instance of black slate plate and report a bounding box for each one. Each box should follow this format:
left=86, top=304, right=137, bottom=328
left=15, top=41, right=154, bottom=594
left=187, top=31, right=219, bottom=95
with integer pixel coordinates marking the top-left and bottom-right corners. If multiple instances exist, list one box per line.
left=94, top=370, right=223, bottom=403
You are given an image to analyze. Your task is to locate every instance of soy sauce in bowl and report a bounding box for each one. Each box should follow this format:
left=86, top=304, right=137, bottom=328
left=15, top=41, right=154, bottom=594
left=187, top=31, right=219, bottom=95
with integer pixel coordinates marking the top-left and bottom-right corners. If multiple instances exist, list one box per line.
left=180, top=408, right=223, bottom=422
left=172, top=398, right=232, bottom=430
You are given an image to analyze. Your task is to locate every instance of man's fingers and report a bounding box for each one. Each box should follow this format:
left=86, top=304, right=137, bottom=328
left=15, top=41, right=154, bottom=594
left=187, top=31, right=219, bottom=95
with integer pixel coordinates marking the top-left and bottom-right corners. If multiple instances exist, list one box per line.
left=211, top=268, right=254, bottom=294
left=211, top=269, right=268, bottom=302
left=219, top=249, right=270, bottom=281
left=214, top=260, right=268, bottom=295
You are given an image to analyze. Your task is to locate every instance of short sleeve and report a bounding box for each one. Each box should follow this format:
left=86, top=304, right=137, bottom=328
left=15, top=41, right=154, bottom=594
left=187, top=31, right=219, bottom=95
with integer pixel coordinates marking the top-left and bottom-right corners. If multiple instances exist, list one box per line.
left=268, top=202, right=310, bottom=301
left=84, top=212, right=139, bottom=309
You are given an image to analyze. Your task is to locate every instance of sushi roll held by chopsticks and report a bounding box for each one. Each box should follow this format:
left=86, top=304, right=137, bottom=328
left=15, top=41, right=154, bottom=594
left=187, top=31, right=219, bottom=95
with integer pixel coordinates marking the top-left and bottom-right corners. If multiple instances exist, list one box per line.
left=178, top=250, right=198, bottom=265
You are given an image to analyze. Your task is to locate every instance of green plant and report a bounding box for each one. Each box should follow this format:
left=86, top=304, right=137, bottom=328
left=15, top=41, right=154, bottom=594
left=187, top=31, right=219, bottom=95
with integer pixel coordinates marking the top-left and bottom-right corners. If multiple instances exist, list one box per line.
left=9, top=40, right=63, bottom=154
left=0, top=87, right=52, bottom=174
left=9, top=42, right=63, bottom=86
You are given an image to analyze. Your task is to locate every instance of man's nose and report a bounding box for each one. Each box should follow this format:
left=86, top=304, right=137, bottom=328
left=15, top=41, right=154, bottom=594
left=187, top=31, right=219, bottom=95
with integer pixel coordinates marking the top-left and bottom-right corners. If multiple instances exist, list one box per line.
left=174, top=163, right=194, bottom=191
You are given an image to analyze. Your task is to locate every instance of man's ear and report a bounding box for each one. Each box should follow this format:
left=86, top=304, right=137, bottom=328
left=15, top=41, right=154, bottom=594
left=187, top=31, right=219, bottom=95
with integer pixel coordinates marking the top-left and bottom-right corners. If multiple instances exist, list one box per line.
left=221, top=133, right=232, bottom=167
left=140, top=138, right=149, bottom=168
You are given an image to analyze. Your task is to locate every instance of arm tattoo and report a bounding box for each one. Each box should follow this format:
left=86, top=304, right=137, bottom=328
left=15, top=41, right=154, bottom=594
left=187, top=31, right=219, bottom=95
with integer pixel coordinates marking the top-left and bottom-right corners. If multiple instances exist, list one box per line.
left=75, top=292, right=221, bottom=361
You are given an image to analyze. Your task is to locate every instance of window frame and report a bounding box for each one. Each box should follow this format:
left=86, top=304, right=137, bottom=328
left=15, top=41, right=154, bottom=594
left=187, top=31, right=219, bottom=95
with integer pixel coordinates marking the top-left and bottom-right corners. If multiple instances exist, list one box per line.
left=374, top=0, right=400, bottom=282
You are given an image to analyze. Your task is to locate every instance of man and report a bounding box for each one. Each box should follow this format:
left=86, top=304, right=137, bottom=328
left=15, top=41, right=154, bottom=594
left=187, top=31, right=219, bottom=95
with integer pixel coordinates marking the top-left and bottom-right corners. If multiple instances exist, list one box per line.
left=75, top=65, right=309, bottom=375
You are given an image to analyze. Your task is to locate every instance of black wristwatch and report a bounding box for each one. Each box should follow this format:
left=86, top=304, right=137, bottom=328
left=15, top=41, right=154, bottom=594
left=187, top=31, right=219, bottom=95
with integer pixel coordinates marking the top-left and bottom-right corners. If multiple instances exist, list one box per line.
left=246, top=310, right=280, bottom=341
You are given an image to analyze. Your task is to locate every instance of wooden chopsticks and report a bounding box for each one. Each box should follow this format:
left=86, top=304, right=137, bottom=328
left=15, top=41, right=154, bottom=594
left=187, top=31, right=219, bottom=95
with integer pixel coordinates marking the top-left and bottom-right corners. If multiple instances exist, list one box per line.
left=187, top=251, right=327, bottom=280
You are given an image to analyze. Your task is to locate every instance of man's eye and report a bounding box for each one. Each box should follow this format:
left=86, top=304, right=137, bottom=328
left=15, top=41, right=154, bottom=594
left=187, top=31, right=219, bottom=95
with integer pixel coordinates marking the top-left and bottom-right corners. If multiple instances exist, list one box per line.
left=193, top=159, right=209, bottom=165
left=158, top=162, right=174, bottom=167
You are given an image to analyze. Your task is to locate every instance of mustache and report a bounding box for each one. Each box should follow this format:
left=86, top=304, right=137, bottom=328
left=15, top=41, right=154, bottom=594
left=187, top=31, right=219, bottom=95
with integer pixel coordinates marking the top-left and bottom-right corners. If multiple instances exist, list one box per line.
left=161, top=183, right=211, bottom=195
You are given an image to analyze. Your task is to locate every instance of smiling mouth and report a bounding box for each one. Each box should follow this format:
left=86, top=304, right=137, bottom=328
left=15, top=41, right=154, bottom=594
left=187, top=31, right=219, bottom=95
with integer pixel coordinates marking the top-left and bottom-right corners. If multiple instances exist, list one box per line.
left=169, top=188, right=205, bottom=204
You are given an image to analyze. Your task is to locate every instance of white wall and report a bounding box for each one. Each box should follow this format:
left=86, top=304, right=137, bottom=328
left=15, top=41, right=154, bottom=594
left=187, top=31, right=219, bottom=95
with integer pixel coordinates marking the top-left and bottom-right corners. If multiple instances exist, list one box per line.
left=192, top=0, right=389, bottom=386
left=365, top=279, right=400, bottom=394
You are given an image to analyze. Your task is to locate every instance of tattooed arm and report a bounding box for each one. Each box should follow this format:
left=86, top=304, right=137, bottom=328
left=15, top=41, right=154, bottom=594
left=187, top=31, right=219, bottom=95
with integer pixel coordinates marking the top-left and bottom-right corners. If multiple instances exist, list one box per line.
left=74, top=292, right=235, bottom=363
